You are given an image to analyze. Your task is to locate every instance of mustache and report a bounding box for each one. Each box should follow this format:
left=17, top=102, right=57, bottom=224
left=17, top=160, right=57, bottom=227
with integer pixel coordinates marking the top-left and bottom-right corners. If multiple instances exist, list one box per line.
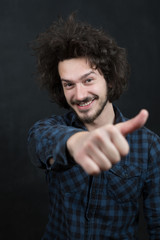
left=71, top=96, right=98, bottom=105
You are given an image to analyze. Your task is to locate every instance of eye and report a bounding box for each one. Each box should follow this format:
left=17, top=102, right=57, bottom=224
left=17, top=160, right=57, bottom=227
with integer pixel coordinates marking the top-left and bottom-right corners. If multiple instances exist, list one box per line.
left=85, top=78, right=93, bottom=84
left=63, top=82, right=74, bottom=89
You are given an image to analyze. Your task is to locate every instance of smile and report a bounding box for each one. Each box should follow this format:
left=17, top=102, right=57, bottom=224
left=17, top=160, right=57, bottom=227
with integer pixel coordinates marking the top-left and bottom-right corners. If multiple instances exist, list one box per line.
left=78, top=98, right=95, bottom=107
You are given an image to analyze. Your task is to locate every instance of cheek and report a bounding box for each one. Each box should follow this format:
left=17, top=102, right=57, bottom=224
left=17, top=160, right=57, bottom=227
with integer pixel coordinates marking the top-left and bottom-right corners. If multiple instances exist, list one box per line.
left=100, top=82, right=108, bottom=95
left=63, top=91, right=73, bottom=103
left=92, top=84, right=107, bottom=96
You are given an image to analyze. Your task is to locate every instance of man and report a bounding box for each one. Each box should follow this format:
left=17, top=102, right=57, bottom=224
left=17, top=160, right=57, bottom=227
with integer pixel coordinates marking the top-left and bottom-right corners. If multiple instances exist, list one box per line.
left=28, top=14, right=160, bottom=239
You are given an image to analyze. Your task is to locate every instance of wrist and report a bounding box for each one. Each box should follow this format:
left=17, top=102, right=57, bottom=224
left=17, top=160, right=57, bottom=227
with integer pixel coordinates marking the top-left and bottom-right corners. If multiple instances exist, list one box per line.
left=67, top=131, right=88, bottom=157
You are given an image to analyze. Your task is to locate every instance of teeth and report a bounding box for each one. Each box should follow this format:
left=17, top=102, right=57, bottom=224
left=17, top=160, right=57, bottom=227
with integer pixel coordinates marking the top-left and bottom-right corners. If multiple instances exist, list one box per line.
left=78, top=99, right=94, bottom=107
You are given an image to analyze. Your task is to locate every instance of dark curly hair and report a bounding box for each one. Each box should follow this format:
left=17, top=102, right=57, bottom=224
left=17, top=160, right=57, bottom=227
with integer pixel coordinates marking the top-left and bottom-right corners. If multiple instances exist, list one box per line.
left=31, top=13, right=130, bottom=109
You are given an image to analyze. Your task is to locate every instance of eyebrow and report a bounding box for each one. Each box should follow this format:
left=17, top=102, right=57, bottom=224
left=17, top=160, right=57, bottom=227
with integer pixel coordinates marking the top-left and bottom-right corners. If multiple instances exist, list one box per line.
left=61, top=71, right=96, bottom=82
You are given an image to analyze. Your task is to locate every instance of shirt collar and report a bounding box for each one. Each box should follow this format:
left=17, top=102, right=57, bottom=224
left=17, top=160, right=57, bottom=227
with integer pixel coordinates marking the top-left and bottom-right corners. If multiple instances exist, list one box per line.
left=113, top=105, right=127, bottom=124
left=69, top=105, right=127, bottom=129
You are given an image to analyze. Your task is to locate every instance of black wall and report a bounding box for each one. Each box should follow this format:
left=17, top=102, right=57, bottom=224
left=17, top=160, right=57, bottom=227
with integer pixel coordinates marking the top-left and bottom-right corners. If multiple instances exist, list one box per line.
left=1, top=1, right=160, bottom=239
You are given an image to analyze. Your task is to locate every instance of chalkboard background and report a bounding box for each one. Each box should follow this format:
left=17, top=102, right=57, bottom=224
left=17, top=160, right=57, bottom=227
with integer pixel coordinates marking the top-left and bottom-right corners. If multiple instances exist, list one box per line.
left=1, top=0, right=160, bottom=239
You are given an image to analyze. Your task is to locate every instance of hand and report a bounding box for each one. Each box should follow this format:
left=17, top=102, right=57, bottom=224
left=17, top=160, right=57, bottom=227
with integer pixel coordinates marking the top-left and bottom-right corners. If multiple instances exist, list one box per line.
left=67, top=109, right=149, bottom=175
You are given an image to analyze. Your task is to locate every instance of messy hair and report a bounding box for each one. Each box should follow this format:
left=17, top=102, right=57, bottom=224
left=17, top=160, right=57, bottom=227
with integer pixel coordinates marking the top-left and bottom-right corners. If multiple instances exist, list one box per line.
left=31, top=13, right=130, bottom=109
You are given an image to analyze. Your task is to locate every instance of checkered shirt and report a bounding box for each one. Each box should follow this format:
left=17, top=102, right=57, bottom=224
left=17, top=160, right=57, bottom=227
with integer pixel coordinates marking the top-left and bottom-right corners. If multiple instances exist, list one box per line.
left=28, top=106, right=160, bottom=239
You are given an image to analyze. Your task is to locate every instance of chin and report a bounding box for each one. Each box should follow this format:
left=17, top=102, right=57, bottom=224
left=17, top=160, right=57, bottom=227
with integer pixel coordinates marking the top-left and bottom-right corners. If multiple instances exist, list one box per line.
left=78, top=114, right=97, bottom=124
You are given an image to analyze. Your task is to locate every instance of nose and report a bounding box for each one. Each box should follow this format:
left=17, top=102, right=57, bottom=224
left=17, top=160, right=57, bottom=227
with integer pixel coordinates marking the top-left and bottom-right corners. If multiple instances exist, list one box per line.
left=74, top=83, right=88, bottom=101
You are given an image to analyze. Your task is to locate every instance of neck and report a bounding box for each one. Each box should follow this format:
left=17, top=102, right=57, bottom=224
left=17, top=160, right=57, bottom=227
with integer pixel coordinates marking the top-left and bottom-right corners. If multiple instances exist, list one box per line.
left=85, top=102, right=115, bottom=131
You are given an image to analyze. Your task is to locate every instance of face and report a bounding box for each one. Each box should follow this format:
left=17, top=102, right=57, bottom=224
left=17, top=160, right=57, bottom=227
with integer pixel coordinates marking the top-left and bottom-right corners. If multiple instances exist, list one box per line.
left=58, top=58, right=109, bottom=124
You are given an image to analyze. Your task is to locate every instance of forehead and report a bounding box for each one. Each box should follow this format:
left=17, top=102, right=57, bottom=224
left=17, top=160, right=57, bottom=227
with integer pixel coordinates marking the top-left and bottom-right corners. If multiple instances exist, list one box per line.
left=58, top=58, right=95, bottom=80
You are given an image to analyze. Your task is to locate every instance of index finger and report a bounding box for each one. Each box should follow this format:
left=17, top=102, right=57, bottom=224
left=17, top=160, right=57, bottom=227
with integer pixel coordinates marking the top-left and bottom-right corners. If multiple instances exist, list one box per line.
left=116, top=109, right=149, bottom=136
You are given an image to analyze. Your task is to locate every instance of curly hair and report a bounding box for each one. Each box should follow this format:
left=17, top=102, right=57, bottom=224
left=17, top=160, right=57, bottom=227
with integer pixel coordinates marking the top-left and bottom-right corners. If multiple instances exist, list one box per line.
left=31, top=13, right=130, bottom=109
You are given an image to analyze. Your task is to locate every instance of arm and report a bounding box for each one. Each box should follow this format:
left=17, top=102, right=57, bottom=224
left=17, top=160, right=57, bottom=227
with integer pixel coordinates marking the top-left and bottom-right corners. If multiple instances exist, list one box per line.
left=28, top=110, right=148, bottom=172
left=28, top=115, right=84, bottom=170
left=67, top=110, right=149, bottom=175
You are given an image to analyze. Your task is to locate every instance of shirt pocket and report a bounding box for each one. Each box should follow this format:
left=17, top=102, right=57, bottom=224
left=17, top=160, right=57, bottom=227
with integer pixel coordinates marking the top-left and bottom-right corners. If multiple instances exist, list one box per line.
left=58, top=165, right=89, bottom=194
left=107, top=164, right=142, bottom=203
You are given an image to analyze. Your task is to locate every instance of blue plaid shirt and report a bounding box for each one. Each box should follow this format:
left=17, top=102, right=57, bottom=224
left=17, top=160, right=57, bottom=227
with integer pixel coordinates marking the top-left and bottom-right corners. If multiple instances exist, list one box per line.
left=28, top=106, right=160, bottom=239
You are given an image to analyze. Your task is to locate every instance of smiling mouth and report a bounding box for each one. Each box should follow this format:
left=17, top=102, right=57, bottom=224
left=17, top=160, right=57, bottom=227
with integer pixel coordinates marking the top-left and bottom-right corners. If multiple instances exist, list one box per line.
left=78, top=99, right=95, bottom=107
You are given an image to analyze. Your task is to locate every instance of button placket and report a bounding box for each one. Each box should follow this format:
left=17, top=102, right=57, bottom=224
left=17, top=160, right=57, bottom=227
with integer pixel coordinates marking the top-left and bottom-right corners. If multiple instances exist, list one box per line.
left=85, top=175, right=100, bottom=220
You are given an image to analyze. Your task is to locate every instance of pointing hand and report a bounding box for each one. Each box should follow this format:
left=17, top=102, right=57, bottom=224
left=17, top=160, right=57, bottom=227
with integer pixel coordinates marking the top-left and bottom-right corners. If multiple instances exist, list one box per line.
left=67, top=109, right=149, bottom=175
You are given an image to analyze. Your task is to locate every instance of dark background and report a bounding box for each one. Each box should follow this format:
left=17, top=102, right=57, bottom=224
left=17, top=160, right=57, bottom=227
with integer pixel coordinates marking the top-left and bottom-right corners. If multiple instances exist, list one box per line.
left=1, top=0, right=160, bottom=239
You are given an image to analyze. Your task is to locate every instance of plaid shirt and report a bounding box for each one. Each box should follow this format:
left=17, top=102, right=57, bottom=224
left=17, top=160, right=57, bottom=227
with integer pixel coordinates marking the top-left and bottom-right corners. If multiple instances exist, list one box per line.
left=28, top=106, right=160, bottom=240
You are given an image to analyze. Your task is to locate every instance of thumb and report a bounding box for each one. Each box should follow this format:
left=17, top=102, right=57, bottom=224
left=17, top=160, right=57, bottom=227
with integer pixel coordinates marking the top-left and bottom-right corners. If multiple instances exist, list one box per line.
left=116, top=109, right=149, bottom=136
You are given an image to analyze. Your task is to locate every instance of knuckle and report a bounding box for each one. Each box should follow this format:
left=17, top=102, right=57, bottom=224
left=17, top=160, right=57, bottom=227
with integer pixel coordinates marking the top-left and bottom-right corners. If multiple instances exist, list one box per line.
left=93, top=130, right=105, bottom=143
left=93, top=130, right=102, bottom=139
left=90, top=169, right=101, bottom=175
left=121, top=144, right=130, bottom=156
left=115, top=150, right=121, bottom=161
left=106, top=124, right=117, bottom=134
left=100, top=159, right=112, bottom=171
left=85, top=141, right=94, bottom=152
left=83, top=162, right=100, bottom=175
left=105, top=161, right=112, bottom=170
left=112, top=154, right=121, bottom=164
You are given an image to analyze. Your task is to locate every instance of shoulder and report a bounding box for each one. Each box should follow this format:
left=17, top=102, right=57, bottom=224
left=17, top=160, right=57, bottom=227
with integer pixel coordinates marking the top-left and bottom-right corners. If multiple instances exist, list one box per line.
left=32, top=110, right=75, bottom=127
left=129, top=125, right=160, bottom=152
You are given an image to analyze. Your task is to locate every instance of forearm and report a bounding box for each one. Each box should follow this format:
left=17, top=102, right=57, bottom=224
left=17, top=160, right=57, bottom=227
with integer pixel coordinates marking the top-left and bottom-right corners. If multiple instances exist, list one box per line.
left=67, top=131, right=89, bottom=158
left=28, top=117, right=84, bottom=170
left=48, top=131, right=88, bottom=167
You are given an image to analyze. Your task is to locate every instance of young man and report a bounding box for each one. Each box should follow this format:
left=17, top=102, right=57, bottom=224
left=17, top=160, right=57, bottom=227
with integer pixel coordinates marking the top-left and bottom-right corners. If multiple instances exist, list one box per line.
left=28, top=14, right=160, bottom=239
